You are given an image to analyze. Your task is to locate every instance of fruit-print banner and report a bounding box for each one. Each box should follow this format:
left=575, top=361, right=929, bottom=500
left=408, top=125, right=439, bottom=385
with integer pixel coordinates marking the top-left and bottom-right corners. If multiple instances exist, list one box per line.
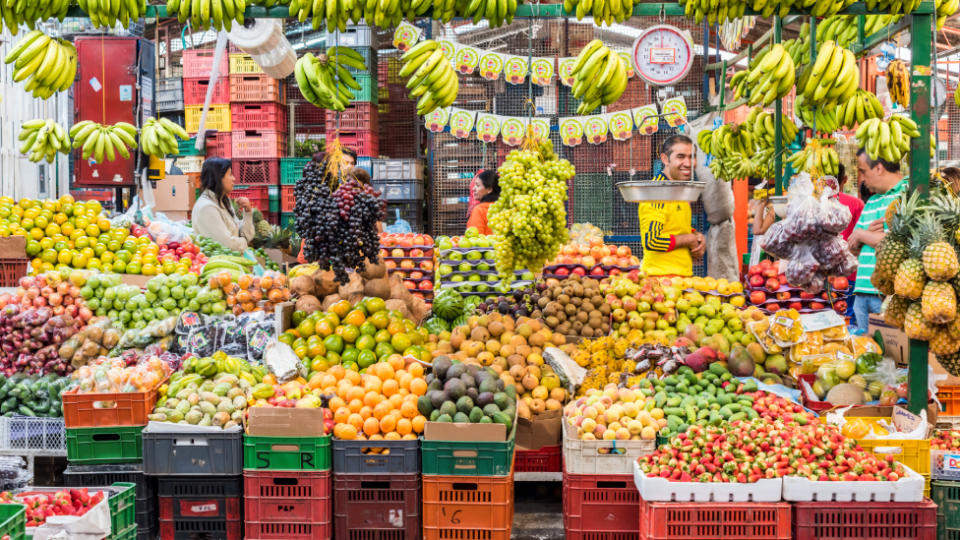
left=392, top=22, right=422, bottom=51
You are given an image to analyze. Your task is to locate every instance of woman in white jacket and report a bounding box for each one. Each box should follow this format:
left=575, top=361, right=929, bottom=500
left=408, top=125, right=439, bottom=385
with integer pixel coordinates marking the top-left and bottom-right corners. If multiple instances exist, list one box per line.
left=191, top=157, right=255, bottom=251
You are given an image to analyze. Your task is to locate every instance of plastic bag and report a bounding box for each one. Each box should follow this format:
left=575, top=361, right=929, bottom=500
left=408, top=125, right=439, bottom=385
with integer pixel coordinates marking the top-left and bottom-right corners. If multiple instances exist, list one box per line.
left=784, top=245, right=820, bottom=288
left=759, top=221, right=792, bottom=259
left=820, top=196, right=853, bottom=234
left=0, top=456, right=31, bottom=491
left=263, top=340, right=304, bottom=383
left=783, top=190, right=823, bottom=240
left=384, top=208, right=412, bottom=234
left=242, top=311, right=274, bottom=364
left=767, top=308, right=805, bottom=346
left=143, top=213, right=194, bottom=245
left=214, top=314, right=247, bottom=359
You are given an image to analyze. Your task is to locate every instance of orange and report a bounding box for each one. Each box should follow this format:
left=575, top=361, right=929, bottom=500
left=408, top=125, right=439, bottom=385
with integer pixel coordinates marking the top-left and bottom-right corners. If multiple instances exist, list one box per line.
left=364, top=377, right=382, bottom=394
left=388, top=355, right=405, bottom=371
left=320, top=374, right=337, bottom=389
left=402, top=433, right=417, bottom=440
left=369, top=434, right=384, bottom=441
left=388, top=394, right=404, bottom=409
left=329, top=396, right=346, bottom=412
left=328, top=365, right=346, bottom=380
left=398, top=373, right=413, bottom=390
left=400, top=401, right=418, bottom=419
left=345, top=370, right=362, bottom=385
left=329, top=299, right=351, bottom=319
left=348, top=399, right=364, bottom=413
left=334, top=408, right=350, bottom=425
left=347, top=413, right=364, bottom=430
left=373, top=401, right=392, bottom=420
left=344, top=309, right=366, bottom=327
left=396, top=418, right=413, bottom=435
left=387, top=321, right=404, bottom=335
left=408, top=362, right=424, bottom=378
left=412, top=415, right=426, bottom=433
left=363, top=391, right=381, bottom=408
left=336, top=381, right=352, bottom=400
left=376, top=364, right=395, bottom=381
left=347, top=386, right=365, bottom=403
left=359, top=406, right=373, bottom=419
left=363, top=417, right=380, bottom=436
left=410, top=378, right=427, bottom=396
left=339, top=424, right=358, bottom=440
left=384, top=431, right=402, bottom=440
left=379, top=414, right=397, bottom=433
left=382, top=379, right=399, bottom=397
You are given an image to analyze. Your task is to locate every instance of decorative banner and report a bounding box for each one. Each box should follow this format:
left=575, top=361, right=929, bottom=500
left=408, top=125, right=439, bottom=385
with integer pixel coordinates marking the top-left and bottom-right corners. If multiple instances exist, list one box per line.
left=529, top=117, right=551, bottom=140
left=476, top=113, right=501, bottom=143
left=608, top=110, right=634, bottom=141
left=558, top=58, right=577, bottom=87
left=618, top=52, right=636, bottom=79
left=503, top=55, right=529, bottom=85
left=530, top=57, right=555, bottom=86
left=424, top=108, right=450, bottom=132
left=584, top=116, right=609, bottom=145
left=438, top=39, right=456, bottom=62
left=500, top=117, right=527, bottom=146
left=449, top=109, right=476, bottom=139
left=479, top=51, right=505, bottom=81
left=634, top=104, right=660, bottom=135
left=663, top=96, right=688, bottom=127
left=392, top=22, right=421, bottom=51
left=453, top=43, right=480, bottom=75
left=559, top=117, right=584, bottom=146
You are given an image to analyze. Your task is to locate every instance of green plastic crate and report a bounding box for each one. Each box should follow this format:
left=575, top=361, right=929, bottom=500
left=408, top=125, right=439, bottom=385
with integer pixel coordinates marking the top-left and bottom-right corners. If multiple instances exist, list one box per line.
left=107, top=482, right=136, bottom=537
left=178, top=137, right=203, bottom=156
left=934, top=480, right=960, bottom=530
left=349, top=73, right=378, bottom=104
left=280, top=213, right=295, bottom=228
left=243, top=434, right=332, bottom=471
left=65, top=426, right=143, bottom=465
left=281, top=158, right=311, bottom=185
left=0, top=503, right=25, bottom=540
left=420, top=419, right=516, bottom=476
left=110, top=524, right=137, bottom=540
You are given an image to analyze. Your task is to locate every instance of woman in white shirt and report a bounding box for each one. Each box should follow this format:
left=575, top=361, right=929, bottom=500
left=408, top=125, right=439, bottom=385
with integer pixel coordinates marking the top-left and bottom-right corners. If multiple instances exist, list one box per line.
left=191, top=157, right=255, bottom=251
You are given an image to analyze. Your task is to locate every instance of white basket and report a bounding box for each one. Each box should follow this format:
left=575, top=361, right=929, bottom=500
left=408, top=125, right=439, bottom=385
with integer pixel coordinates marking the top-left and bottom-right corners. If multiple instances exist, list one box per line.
left=0, top=416, right=66, bottom=455
left=782, top=463, right=925, bottom=502
left=561, top=418, right=655, bottom=475
left=324, top=25, right=374, bottom=48
left=632, top=460, right=783, bottom=502
left=930, top=449, right=960, bottom=481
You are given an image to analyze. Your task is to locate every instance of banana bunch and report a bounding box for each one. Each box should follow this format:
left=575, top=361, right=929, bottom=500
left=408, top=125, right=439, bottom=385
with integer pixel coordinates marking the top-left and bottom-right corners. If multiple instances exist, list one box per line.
left=19, top=119, right=70, bottom=164
left=836, top=89, right=884, bottom=130
left=140, top=118, right=190, bottom=158
left=938, top=0, right=958, bottom=28
left=855, top=116, right=919, bottom=164
left=80, top=0, right=146, bottom=28
left=867, top=0, right=922, bottom=15
left=70, top=121, right=138, bottom=163
left=795, top=94, right=838, bottom=133
left=796, top=0, right=854, bottom=16
left=788, top=140, right=840, bottom=177
left=742, top=43, right=796, bottom=107
left=678, top=0, right=747, bottom=25
left=295, top=51, right=368, bottom=112
left=462, top=0, right=517, bottom=27
left=697, top=123, right=755, bottom=158
left=3, top=31, right=76, bottom=99
left=289, top=0, right=355, bottom=31
left=570, top=40, right=628, bottom=114
left=887, top=59, right=909, bottom=108
left=816, top=15, right=900, bottom=48
left=400, top=40, right=458, bottom=116
left=784, top=32, right=810, bottom=67
left=0, top=0, right=69, bottom=34
left=418, top=0, right=456, bottom=22
left=746, top=108, right=799, bottom=148
left=749, top=0, right=794, bottom=17
left=362, top=0, right=413, bottom=28
left=168, top=0, right=245, bottom=30
left=563, top=0, right=635, bottom=26
left=797, top=40, right=858, bottom=108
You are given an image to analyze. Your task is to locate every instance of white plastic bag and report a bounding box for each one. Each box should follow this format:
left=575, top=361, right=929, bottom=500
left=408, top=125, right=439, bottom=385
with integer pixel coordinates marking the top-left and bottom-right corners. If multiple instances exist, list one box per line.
left=263, top=340, right=305, bottom=383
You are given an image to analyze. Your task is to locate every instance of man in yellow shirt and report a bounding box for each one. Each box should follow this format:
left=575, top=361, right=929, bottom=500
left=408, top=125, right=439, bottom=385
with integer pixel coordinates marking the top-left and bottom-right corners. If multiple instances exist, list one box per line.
left=637, top=135, right=705, bottom=276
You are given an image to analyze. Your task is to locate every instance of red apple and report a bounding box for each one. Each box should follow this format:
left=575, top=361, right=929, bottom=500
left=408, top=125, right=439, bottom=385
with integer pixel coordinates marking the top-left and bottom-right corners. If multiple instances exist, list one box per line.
left=749, top=275, right=765, bottom=288
left=789, top=301, right=803, bottom=310
left=572, top=267, right=587, bottom=276
left=766, top=278, right=780, bottom=291
left=800, top=292, right=815, bottom=299
left=627, top=269, right=641, bottom=282
left=555, top=267, right=570, bottom=277
left=776, top=291, right=791, bottom=301
left=778, top=275, right=788, bottom=285
left=420, top=280, right=434, bottom=290
left=749, top=290, right=767, bottom=304
left=810, top=302, right=825, bottom=310
left=410, top=248, right=424, bottom=257
left=590, top=266, right=605, bottom=276
left=609, top=268, right=621, bottom=276
left=410, top=271, right=424, bottom=279
left=832, top=276, right=849, bottom=290
left=762, top=268, right=779, bottom=278
left=748, top=265, right=762, bottom=276
left=616, top=245, right=631, bottom=257
left=419, top=260, right=434, bottom=271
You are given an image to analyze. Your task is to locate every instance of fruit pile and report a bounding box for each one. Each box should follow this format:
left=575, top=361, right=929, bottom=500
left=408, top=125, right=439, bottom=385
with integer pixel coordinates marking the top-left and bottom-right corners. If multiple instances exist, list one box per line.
left=571, top=337, right=687, bottom=393
left=543, top=239, right=639, bottom=279
left=535, top=274, right=611, bottom=339
left=0, top=305, right=82, bottom=376
left=436, top=230, right=534, bottom=295
left=57, top=317, right=122, bottom=368
left=380, top=233, right=435, bottom=298
left=745, top=260, right=849, bottom=314
left=191, top=235, right=242, bottom=258
left=426, top=288, right=479, bottom=333
left=564, top=386, right=662, bottom=441
left=473, top=286, right=541, bottom=320
left=71, top=356, right=171, bottom=394
left=249, top=376, right=329, bottom=412
left=2, top=271, right=93, bottom=322
left=208, top=271, right=290, bottom=315
left=0, top=488, right=105, bottom=526
left=156, top=239, right=207, bottom=276
left=0, top=373, right=73, bottom=417
left=79, top=272, right=224, bottom=329
left=932, top=429, right=960, bottom=450
left=418, top=357, right=516, bottom=429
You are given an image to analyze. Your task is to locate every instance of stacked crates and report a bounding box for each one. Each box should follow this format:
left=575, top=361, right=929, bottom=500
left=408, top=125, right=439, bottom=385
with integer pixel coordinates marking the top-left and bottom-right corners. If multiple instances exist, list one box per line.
left=377, top=52, right=418, bottom=159
left=372, top=158, right=426, bottom=233
left=182, top=49, right=231, bottom=136
left=64, top=464, right=158, bottom=540
left=325, top=26, right=379, bottom=159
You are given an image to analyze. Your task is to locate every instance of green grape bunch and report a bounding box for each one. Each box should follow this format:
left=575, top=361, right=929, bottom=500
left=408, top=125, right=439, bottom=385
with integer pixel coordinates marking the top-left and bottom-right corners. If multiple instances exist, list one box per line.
left=489, top=139, right=574, bottom=279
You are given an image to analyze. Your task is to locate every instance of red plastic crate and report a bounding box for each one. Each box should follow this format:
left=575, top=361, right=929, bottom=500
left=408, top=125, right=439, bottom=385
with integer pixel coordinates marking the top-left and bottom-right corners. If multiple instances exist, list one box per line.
left=233, top=159, right=280, bottom=186
left=515, top=446, right=561, bottom=473
left=182, top=49, right=230, bottom=79
left=228, top=185, right=269, bottom=213
left=325, top=130, right=379, bottom=157
left=265, top=211, right=278, bottom=225
left=232, top=130, right=288, bottom=159
left=183, top=77, right=229, bottom=105
left=231, top=102, right=288, bottom=132
left=244, top=520, right=331, bottom=540
left=160, top=518, right=242, bottom=540
left=62, top=381, right=164, bottom=428
left=0, top=259, right=28, bottom=287
left=243, top=469, right=331, bottom=523
left=159, top=495, right=241, bottom=520
left=325, top=102, right=379, bottom=133
left=563, top=470, right=639, bottom=540
left=333, top=472, right=419, bottom=540
left=422, top=468, right=513, bottom=540
left=228, top=74, right=285, bottom=103
left=281, top=185, right=295, bottom=212
left=292, top=100, right=326, bottom=128
left=939, top=384, right=960, bottom=415
left=792, top=500, right=937, bottom=540
left=638, top=499, right=792, bottom=540
left=204, top=130, right=232, bottom=159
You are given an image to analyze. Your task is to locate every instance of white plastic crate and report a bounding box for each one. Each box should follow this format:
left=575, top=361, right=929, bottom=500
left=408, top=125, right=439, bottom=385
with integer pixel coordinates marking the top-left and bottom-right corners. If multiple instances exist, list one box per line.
left=324, top=25, right=373, bottom=48
left=782, top=463, right=925, bottom=502
left=932, top=449, right=960, bottom=481
left=561, top=418, right=655, bottom=475
left=632, top=460, right=783, bottom=502
left=372, top=158, right=423, bottom=181
left=373, top=180, right=424, bottom=201
left=168, top=155, right=203, bottom=173
left=0, top=416, right=66, bottom=455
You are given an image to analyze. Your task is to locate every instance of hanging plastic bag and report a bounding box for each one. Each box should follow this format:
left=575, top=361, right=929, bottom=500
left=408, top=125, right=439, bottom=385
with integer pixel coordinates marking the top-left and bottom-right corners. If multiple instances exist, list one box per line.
left=385, top=208, right=412, bottom=234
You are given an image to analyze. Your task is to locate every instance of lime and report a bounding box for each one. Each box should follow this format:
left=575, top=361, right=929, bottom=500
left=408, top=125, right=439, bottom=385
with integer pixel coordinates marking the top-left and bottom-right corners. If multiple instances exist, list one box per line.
left=357, top=349, right=377, bottom=369
left=355, top=334, right=376, bottom=351
left=323, top=334, right=344, bottom=354
left=341, top=347, right=359, bottom=365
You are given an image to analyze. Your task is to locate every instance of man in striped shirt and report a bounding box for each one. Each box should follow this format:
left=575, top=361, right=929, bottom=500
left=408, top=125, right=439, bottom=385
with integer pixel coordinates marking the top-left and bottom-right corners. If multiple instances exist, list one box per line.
left=637, top=135, right=705, bottom=276
left=847, top=149, right=908, bottom=333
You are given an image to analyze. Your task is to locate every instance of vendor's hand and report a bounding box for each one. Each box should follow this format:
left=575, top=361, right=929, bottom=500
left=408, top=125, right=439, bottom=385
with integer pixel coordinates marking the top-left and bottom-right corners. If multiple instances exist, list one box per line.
left=690, top=232, right=706, bottom=259
left=868, top=219, right=885, bottom=233
left=847, top=231, right=861, bottom=252
left=235, top=197, right=252, bottom=212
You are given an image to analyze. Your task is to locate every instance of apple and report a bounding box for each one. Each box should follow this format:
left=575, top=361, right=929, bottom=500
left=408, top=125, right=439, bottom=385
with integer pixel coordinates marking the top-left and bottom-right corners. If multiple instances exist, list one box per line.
left=458, top=262, right=472, bottom=272
left=749, top=290, right=767, bottom=304
left=749, top=275, right=765, bottom=288
left=419, top=260, right=434, bottom=271
left=762, top=268, right=778, bottom=278
left=572, top=267, right=587, bottom=276
left=400, top=260, right=415, bottom=269
left=835, top=300, right=847, bottom=312
left=776, top=291, right=791, bottom=301
left=616, top=245, right=631, bottom=257
left=582, top=256, right=596, bottom=268
left=590, top=266, right=605, bottom=277
left=789, top=301, right=803, bottom=310
left=766, top=278, right=780, bottom=291
left=410, top=248, right=424, bottom=257
left=391, top=248, right=405, bottom=257
left=627, top=269, right=640, bottom=282
left=438, top=264, right=453, bottom=276
left=555, top=267, right=570, bottom=277
left=420, top=280, right=434, bottom=290
left=778, top=275, right=788, bottom=285
left=748, top=264, right=762, bottom=276
left=832, top=276, right=849, bottom=290
left=609, top=268, right=621, bottom=276
left=810, top=302, right=825, bottom=310
left=410, top=271, right=424, bottom=279
left=799, top=292, right=815, bottom=299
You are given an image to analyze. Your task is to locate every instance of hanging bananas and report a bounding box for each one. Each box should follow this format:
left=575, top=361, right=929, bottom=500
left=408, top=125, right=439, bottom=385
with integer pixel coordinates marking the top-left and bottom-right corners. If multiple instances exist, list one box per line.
left=797, top=40, right=859, bottom=109
left=816, top=15, right=901, bottom=48
left=887, top=59, right=910, bottom=108
left=141, top=118, right=190, bottom=158
left=168, top=0, right=246, bottom=30
left=746, top=108, right=799, bottom=149
left=563, top=0, right=636, bottom=26
left=289, top=0, right=354, bottom=31
left=794, top=94, right=838, bottom=134
left=19, top=119, right=70, bottom=164
left=937, top=0, right=958, bottom=29
left=788, top=139, right=840, bottom=177
left=295, top=51, right=368, bottom=112
left=361, top=0, right=413, bottom=29
left=678, top=0, right=747, bottom=25
left=742, top=43, right=795, bottom=107
left=570, top=40, right=628, bottom=114
left=3, top=31, right=77, bottom=99
left=399, top=40, right=458, bottom=116
left=855, top=116, right=919, bottom=164
left=80, top=0, right=147, bottom=28
left=462, top=0, right=517, bottom=27
left=70, top=122, right=139, bottom=164
left=836, top=89, right=885, bottom=130
left=796, top=0, right=854, bottom=17
left=867, top=0, right=922, bottom=15
left=0, top=0, right=69, bottom=34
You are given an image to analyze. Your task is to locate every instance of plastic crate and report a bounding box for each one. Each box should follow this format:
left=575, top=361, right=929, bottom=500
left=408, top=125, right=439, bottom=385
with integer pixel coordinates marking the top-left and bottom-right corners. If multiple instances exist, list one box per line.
left=170, top=155, right=203, bottom=174
left=372, top=158, right=423, bottom=181
left=231, top=102, right=288, bottom=132
left=228, top=74, right=285, bottom=103
left=280, top=213, right=295, bottom=229
left=113, top=524, right=137, bottom=540
left=159, top=517, right=241, bottom=540
left=639, top=499, right=792, bottom=540
left=325, top=102, right=378, bottom=132
left=182, top=49, right=230, bottom=79
left=422, top=467, right=514, bottom=540
left=17, top=482, right=135, bottom=537
left=421, top=430, right=515, bottom=476
left=331, top=437, right=418, bottom=474
left=233, top=159, right=280, bottom=186
left=142, top=428, right=242, bottom=476
left=324, top=26, right=374, bottom=48
left=0, top=503, right=25, bottom=540
left=561, top=419, right=656, bottom=475
left=0, top=259, right=29, bottom=287
left=349, top=73, right=378, bottom=104
left=333, top=471, right=419, bottom=539
left=65, top=425, right=143, bottom=465
left=244, top=519, right=330, bottom=540
left=159, top=495, right=240, bottom=521
left=242, top=434, right=331, bottom=471
left=183, top=77, right=229, bottom=105
left=281, top=157, right=311, bottom=185
left=280, top=185, right=295, bottom=212
left=0, top=415, right=65, bottom=454
left=372, top=179, right=424, bottom=201
left=243, top=469, right=332, bottom=525
left=563, top=470, right=639, bottom=539
left=229, top=53, right=263, bottom=74
left=64, top=463, right=157, bottom=534
left=384, top=202, right=425, bottom=233
left=178, top=137, right=203, bottom=156
left=204, top=130, right=232, bottom=159
left=357, top=156, right=372, bottom=175
left=232, top=130, right=288, bottom=159
left=62, top=383, right=163, bottom=428
left=933, top=480, right=960, bottom=529
left=228, top=184, right=269, bottom=213
left=157, top=475, right=242, bottom=498
left=157, top=90, right=183, bottom=113
left=793, top=499, right=937, bottom=540
left=940, top=385, right=960, bottom=415
left=856, top=438, right=930, bottom=486
left=185, top=104, right=231, bottom=134
left=515, top=445, right=561, bottom=473
left=292, top=100, right=327, bottom=127
left=325, top=130, right=378, bottom=157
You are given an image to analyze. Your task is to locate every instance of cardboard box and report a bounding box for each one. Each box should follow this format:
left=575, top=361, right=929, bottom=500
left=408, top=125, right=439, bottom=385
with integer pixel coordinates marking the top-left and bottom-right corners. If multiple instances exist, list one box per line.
left=161, top=210, right=190, bottom=222
left=0, top=236, right=26, bottom=259
left=868, top=314, right=908, bottom=366
left=152, top=174, right=196, bottom=212
left=423, top=407, right=517, bottom=442
left=245, top=406, right=327, bottom=437
left=516, top=409, right=561, bottom=451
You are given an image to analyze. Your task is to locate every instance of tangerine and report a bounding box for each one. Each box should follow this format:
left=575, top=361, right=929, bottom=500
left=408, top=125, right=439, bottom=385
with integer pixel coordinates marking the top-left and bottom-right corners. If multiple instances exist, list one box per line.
left=363, top=417, right=380, bottom=436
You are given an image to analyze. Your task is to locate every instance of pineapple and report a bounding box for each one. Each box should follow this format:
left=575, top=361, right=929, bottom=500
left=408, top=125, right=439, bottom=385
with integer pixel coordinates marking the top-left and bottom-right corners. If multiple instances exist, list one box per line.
left=893, top=227, right=929, bottom=300
left=904, top=301, right=935, bottom=340
left=931, top=189, right=960, bottom=246
left=917, top=214, right=960, bottom=281
left=255, top=220, right=273, bottom=238
left=873, top=191, right=921, bottom=286
left=936, top=350, right=960, bottom=377
left=921, top=280, right=957, bottom=324
left=882, top=294, right=910, bottom=327
left=930, top=326, right=960, bottom=355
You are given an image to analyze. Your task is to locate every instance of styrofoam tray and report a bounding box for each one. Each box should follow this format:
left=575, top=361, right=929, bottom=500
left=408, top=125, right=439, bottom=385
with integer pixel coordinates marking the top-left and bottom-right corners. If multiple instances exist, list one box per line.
left=781, top=463, right=924, bottom=502
left=632, top=460, right=783, bottom=502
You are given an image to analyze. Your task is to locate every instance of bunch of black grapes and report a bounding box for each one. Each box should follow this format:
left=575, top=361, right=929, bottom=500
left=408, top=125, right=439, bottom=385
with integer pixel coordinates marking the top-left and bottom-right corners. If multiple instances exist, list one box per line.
left=475, top=286, right=543, bottom=319
left=294, top=160, right=386, bottom=284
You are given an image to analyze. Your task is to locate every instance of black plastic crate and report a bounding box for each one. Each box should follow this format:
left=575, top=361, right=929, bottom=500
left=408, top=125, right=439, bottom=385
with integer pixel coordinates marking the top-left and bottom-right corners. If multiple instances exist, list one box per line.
left=157, top=475, right=243, bottom=498
left=159, top=516, right=242, bottom=540
left=384, top=201, right=425, bottom=233
left=135, top=494, right=157, bottom=536
left=332, top=438, right=419, bottom=474
left=143, top=428, right=242, bottom=476
left=63, top=463, right=155, bottom=501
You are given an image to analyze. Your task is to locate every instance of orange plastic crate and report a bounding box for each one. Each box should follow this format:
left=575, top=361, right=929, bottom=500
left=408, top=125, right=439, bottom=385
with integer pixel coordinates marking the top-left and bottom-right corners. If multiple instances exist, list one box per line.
left=638, top=499, right=792, bottom=540
left=281, top=185, right=295, bottom=212
left=182, top=49, right=229, bottom=79
left=183, top=77, right=229, bottom=105
left=422, top=466, right=513, bottom=540
left=939, top=384, right=960, bottom=415
left=62, top=380, right=166, bottom=428
left=228, top=74, right=285, bottom=104
left=232, top=130, right=288, bottom=159
left=231, top=102, right=288, bottom=132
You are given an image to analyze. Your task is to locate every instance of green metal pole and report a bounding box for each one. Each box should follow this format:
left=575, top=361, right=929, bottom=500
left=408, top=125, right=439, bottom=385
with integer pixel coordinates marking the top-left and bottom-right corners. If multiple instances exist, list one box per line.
left=774, top=16, right=784, bottom=195
left=908, top=9, right=932, bottom=414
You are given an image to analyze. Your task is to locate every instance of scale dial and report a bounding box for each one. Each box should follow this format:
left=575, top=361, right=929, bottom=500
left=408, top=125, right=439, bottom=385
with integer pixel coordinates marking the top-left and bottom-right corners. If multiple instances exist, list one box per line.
left=631, top=25, right=694, bottom=86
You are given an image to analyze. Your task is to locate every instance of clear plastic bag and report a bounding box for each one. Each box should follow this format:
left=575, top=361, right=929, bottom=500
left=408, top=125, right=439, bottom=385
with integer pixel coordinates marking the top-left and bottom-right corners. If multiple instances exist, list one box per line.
left=214, top=314, right=247, bottom=359
left=821, top=196, right=853, bottom=234
left=242, top=311, right=274, bottom=364
left=0, top=456, right=31, bottom=491
left=143, top=213, right=194, bottom=244
left=784, top=245, right=820, bottom=287
left=760, top=221, right=792, bottom=259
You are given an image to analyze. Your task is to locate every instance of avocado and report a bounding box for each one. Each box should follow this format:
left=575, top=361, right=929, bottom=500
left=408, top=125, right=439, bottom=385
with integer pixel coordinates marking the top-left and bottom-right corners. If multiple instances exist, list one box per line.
left=446, top=362, right=466, bottom=381
left=482, top=403, right=501, bottom=416
left=436, top=413, right=453, bottom=423
left=493, top=392, right=511, bottom=411
left=429, top=390, right=446, bottom=410
left=418, top=395, right=434, bottom=416
left=469, top=406, right=484, bottom=423
left=492, top=411, right=513, bottom=431
left=429, top=409, right=441, bottom=421
left=428, top=378, right=443, bottom=392
left=444, top=379, right=466, bottom=400
left=477, top=392, right=494, bottom=407
left=432, top=357, right=453, bottom=380
left=466, top=363, right=480, bottom=376
left=466, top=387, right=479, bottom=402
left=456, top=396, right=474, bottom=414
left=496, top=379, right=505, bottom=392
left=460, top=373, right=476, bottom=389
left=439, top=400, right=458, bottom=417
left=479, top=415, right=493, bottom=423
left=478, top=378, right=498, bottom=394
left=453, top=411, right=470, bottom=423
left=504, top=384, right=516, bottom=398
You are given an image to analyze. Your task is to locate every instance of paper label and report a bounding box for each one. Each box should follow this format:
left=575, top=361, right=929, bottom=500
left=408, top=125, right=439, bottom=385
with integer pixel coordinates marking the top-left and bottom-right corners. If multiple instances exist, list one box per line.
left=500, top=117, right=526, bottom=146
left=479, top=51, right=504, bottom=80
left=558, top=58, right=577, bottom=87
left=559, top=117, right=584, bottom=147
left=584, top=116, right=608, bottom=145
left=423, top=108, right=450, bottom=132
left=774, top=316, right=794, bottom=328
left=439, top=40, right=456, bottom=61
left=503, top=55, right=529, bottom=84
left=529, top=117, right=550, bottom=140
left=634, top=105, right=659, bottom=135
left=892, top=405, right=924, bottom=434
left=608, top=110, right=634, bottom=141
left=618, top=52, right=635, bottom=78
left=454, top=45, right=480, bottom=74
left=662, top=96, right=688, bottom=127
left=800, top=310, right=845, bottom=332
left=530, top=57, right=555, bottom=86
left=448, top=109, right=476, bottom=139
left=392, top=22, right=421, bottom=51
left=475, top=113, right=501, bottom=143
